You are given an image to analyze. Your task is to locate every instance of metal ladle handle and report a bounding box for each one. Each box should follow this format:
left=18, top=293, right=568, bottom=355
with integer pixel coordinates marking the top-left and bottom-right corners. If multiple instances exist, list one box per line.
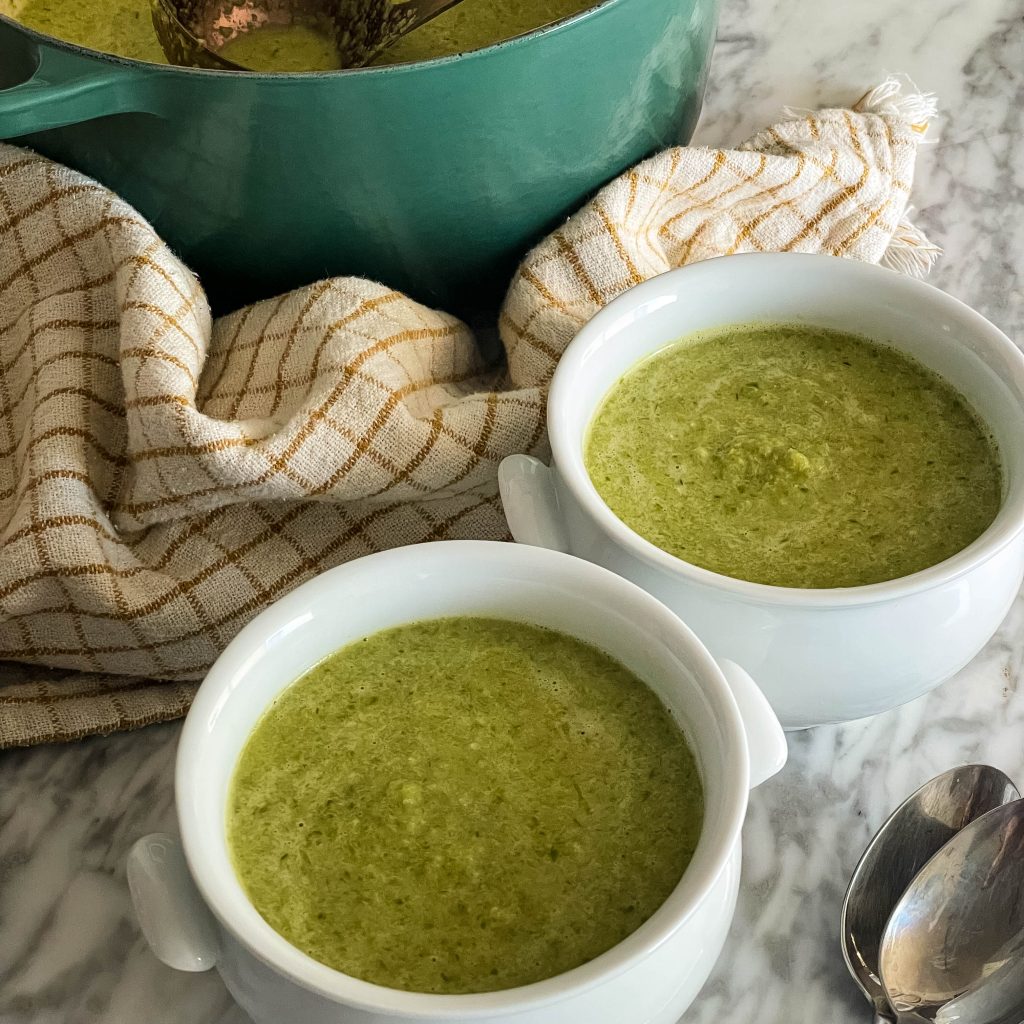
left=151, top=0, right=466, bottom=70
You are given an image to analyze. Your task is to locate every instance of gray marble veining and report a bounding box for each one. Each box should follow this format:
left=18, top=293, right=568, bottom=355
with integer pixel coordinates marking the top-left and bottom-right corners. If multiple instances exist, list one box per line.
left=2, top=0, right=1023, bottom=1020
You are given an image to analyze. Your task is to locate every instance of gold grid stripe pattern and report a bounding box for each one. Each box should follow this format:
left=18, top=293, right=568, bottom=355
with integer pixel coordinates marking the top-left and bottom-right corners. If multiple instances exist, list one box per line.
left=0, top=90, right=931, bottom=748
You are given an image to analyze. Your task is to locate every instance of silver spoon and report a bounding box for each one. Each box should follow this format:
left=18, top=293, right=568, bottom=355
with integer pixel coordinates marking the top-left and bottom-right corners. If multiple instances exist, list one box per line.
left=841, top=765, right=1019, bottom=1023
left=880, top=798, right=1024, bottom=1024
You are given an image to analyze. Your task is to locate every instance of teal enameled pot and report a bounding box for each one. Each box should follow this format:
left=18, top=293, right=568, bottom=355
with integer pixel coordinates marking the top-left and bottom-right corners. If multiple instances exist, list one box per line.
left=0, top=0, right=717, bottom=318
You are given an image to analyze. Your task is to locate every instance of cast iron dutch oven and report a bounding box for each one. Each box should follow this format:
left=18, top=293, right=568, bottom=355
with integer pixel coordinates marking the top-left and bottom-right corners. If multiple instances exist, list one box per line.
left=0, top=0, right=718, bottom=317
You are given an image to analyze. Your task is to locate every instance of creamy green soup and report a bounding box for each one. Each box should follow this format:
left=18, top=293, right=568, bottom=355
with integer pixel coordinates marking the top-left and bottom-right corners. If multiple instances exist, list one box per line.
left=2, top=0, right=590, bottom=68
left=585, top=324, right=1001, bottom=589
left=217, top=23, right=341, bottom=72
left=375, top=0, right=589, bottom=64
left=2, top=0, right=168, bottom=63
left=228, top=616, right=703, bottom=994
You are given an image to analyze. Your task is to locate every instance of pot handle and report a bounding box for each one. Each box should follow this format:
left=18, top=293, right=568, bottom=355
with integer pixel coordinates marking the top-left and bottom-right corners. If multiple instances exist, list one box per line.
left=127, top=833, right=220, bottom=972
left=498, top=455, right=569, bottom=553
left=717, top=659, right=787, bottom=789
left=0, top=44, right=162, bottom=139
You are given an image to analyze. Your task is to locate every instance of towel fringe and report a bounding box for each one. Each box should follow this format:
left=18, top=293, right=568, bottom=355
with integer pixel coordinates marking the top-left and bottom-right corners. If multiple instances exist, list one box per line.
left=782, top=76, right=938, bottom=136
left=880, top=210, right=943, bottom=278
left=853, top=75, right=938, bottom=134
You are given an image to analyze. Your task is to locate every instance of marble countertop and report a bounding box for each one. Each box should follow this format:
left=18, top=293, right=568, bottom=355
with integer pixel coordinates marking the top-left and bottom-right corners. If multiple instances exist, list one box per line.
left=2, top=0, right=1022, bottom=1021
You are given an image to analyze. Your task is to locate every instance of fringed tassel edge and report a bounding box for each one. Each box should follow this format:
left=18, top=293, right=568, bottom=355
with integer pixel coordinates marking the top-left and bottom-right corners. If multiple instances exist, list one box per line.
left=781, top=75, right=938, bottom=136
left=856, top=77, right=942, bottom=275
left=853, top=75, right=938, bottom=134
left=880, top=210, right=943, bottom=278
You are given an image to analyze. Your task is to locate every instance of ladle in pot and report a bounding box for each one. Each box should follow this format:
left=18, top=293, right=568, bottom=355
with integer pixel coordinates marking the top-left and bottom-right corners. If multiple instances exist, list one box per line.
left=151, top=0, right=464, bottom=70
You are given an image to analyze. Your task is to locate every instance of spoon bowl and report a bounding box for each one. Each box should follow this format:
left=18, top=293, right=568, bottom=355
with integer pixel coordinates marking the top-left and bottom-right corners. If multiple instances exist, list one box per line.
left=841, top=766, right=1019, bottom=1022
left=152, top=0, right=463, bottom=69
left=880, top=798, right=1024, bottom=1024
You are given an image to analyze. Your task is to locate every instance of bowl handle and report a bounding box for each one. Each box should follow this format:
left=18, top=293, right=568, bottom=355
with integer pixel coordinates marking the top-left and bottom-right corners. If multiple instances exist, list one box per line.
left=127, top=833, right=220, bottom=972
left=0, top=45, right=163, bottom=139
left=498, top=455, right=569, bottom=553
left=717, top=659, right=788, bottom=789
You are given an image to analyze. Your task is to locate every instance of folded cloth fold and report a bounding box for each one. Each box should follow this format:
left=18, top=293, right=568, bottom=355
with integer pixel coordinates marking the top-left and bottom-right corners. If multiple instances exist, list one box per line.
left=0, top=77, right=938, bottom=747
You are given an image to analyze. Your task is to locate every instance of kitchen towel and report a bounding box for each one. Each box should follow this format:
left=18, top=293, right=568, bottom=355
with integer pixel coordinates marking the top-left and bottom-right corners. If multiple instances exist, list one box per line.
left=0, top=78, right=938, bottom=747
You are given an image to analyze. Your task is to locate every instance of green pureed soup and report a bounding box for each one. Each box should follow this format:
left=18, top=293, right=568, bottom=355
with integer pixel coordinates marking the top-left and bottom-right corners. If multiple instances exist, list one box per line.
left=227, top=616, right=703, bottom=994
left=584, top=324, right=1002, bottom=589
left=217, top=24, right=342, bottom=72
left=1, top=0, right=591, bottom=67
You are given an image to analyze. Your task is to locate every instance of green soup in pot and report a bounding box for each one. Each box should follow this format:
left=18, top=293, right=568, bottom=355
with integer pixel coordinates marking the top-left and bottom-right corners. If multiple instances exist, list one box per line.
left=217, top=23, right=343, bottom=72
left=227, top=616, right=704, bottom=994
left=1, top=0, right=594, bottom=68
left=584, top=324, right=1002, bottom=589
left=373, top=0, right=593, bottom=65
left=0, top=0, right=168, bottom=62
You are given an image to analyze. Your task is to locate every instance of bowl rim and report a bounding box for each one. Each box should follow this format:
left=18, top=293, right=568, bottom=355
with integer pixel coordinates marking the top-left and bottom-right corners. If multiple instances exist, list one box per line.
left=548, top=252, right=1024, bottom=609
left=0, top=0, right=623, bottom=77
left=176, top=540, right=751, bottom=1016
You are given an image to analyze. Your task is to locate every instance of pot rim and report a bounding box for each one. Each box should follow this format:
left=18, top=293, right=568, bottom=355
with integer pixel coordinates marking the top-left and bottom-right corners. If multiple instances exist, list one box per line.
left=548, top=252, right=1024, bottom=610
left=176, top=540, right=750, bottom=1016
left=0, top=0, right=623, bottom=77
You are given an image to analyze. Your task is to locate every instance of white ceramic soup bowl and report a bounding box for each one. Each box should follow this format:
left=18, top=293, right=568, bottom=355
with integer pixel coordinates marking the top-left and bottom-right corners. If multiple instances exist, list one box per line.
left=499, top=253, right=1024, bottom=729
left=128, top=540, right=786, bottom=1024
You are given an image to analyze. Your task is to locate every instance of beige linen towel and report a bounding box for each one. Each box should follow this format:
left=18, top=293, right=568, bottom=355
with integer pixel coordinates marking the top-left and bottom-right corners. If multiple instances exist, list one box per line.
left=0, top=79, right=939, bottom=747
